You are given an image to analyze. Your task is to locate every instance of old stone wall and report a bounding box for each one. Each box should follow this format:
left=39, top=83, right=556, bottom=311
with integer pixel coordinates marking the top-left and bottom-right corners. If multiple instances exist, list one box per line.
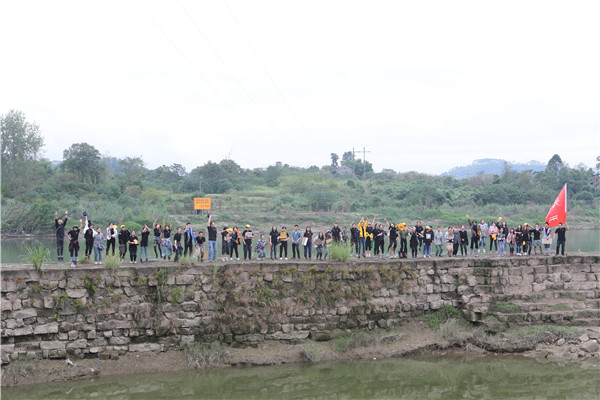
left=1, top=255, right=598, bottom=363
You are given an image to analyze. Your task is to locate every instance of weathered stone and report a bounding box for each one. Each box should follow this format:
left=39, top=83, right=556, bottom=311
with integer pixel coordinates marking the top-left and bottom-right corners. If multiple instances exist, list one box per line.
left=267, top=331, right=309, bottom=340
left=67, top=339, right=88, bottom=349
left=175, top=275, right=195, bottom=285
left=12, top=326, right=33, bottom=336
left=66, top=289, right=87, bottom=298
left=13, top=308, right=37, bottom=319
left=33, top=323, right=59, bottom=335
left=129, top=343, right=162, bottom=352
left=40, top=341, right=65, bottom=350
left=579, top=334, right=590, bottom=342
left=581, top=340, right=599, bottom=353
left=109, top=337, right=130, bottom=345
left=309, top=331, right=331, bottom=342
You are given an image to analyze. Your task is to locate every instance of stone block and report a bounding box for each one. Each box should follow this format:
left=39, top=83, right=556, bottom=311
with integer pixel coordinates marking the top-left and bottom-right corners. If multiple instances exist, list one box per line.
left=129, top=343, right=162, bottom=352
left=109, top=336, right=130, bottom=345
left=40, top=341, right=65, bottom=350
left=581, top=340, right=599, bottom=353
left=34, top=323, right=59, bottom=335
left=13, top=308, right=37, bottom=319
left=66, top=289, right=87, bottom=298
left=67, top=339, right=88, bottom=349
left=12, top=326, right=33, bottom=336
left=176, top=275, right=195, bottom=285
left=266, top=331, right=309, bottom=340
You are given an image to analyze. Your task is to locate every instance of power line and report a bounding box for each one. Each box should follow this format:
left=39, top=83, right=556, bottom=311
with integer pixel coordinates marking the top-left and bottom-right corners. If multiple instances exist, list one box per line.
left=225, top=2, right=307, bottom=134
left=178, top=1, right=285, bottom=138
left=137, top=1, right=258, bottom=135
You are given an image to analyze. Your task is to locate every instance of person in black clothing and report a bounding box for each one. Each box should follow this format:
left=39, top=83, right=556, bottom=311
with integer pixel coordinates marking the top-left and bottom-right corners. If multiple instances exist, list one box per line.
left=466, top=216, right=480, bottom=255
left=331, top=223, right=341, bottom=244
left=152, top=220, right=162, bottom=258
left=184, top=222, right=195, bottom=257
left=106, top=222, right=117, bottom=256
left=415, top=221, right=424, bottom=250
left=67, top=219, right=82, bottom=267
left=230, top=227, right=240, bottom=260
left=384, top=219, right=398, bottom=258
left=409, top=227, right=419, bottom=258
left=195, top=231, right=206, bottom=262
left=118, top=225, right=130, bottom=260
left=54, top=210, right=68, bottom=261
left=459, top=225, right=469, bottom=256
left=554, top=223, right=569, bottom=256
left=523, top=223, right=532, bottom=255
left=128, top=231, right=139, bottom=263
left=532, top=223, right=543, bottom=255
left=221, top=226, right=229, bottom=258
left=207, top=214, right=218, bottom=261
left=269, top=226, right=279, bottom=260
left=242, top=225, right=253, bottom=260
left=350, top=222, right=360, bottom=255
left=173, top=227, right=183, bottom=262
left=83, top=217, right=95, bottom=260
left=140, top=224, right=150, bottom=262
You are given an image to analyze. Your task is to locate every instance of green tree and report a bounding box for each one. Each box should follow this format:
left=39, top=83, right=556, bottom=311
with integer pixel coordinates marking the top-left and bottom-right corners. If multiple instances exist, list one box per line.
left=341, top=151, right=355, bottom=166
left=331, top=153, right=339, bottom=167
left=1, top=110, right=45, bottom=193
left=62, top=142, right=102, bottom=183
left=117, top=156, right=146, bottom=189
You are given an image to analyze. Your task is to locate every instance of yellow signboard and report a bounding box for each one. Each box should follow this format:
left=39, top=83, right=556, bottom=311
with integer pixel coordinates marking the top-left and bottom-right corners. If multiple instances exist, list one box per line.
left=194, top=197, right=211, bottom=210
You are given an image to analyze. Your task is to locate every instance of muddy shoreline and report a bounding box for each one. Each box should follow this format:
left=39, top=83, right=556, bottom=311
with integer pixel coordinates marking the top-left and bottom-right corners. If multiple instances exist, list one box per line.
left=2, top=321, right=598, bottom=388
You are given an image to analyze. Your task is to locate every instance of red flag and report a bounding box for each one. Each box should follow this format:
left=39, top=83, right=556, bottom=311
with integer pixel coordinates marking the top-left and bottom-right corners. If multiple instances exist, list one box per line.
left=545, top=184, right=567, bottom=227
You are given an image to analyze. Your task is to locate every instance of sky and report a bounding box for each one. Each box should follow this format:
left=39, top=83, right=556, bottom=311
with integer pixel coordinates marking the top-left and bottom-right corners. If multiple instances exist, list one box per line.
left=1, top=0, right=598, bottom=175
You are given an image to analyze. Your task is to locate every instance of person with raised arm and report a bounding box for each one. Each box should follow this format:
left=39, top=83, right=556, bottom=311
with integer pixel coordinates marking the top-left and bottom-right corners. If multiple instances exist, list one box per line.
left=161, top=219, right=173, bottom=260
left=139, top=224, right=150, bottom=263
left=384, top=218, right=398, bottom=258
left=66, top=218, right=83, bottom=267
left=152, top=219, right=162, bottom=259
left=207, top=214, right=218, bottom=261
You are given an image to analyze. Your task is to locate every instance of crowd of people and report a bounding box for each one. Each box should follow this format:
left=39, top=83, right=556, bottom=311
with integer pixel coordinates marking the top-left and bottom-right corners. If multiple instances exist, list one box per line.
left=54, top=211, right=570, bottom=267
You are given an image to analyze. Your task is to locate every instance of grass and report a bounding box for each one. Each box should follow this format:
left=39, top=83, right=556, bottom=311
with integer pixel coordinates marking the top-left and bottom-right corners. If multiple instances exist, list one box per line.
left=333, top=329, right=403, bottom=353
left=548, top=303, right=575, bottom=311
left=104, top=253, right=121, bottom=274
left=23, top=243, right=51, bottom=272
left=329, top=243, right=352, bottom=262
left=184, top=342, right=230, bottom=369
left=489, top=301, right=522, bottom=313
left=301, top=343, right=322, bottom=362
left=424, top=305, right=466, bottom=330
left=177, top=256, right=195, bottom=267
left=503, top=325, right=582, bottom=347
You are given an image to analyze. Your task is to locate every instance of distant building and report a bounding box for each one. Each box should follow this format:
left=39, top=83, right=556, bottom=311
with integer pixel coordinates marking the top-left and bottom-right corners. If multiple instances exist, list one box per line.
left=275, top=161, right=283, bottom=168
left=332, top=166, right=355, bottom=176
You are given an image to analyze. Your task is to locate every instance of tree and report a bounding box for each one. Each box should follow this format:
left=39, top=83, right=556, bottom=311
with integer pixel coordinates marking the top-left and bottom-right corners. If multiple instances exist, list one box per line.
left=341, top=151, right=355, bottom=166
left=118, top=156, right=146, bottom=188
left=1, top=110, right=45, bottom=186
left=62, top=143, right=102, bottom=183
left=330, top=153, right=339, bottom=168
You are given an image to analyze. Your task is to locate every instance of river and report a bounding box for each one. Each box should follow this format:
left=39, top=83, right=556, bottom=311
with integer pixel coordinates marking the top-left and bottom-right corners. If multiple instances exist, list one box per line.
left=1, top=230, right=598, bottom=264
left=2, top=355, right=599, bottom=399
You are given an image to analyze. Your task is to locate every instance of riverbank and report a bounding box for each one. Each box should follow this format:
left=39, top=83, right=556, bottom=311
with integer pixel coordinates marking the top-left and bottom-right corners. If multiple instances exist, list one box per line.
left=2, top=320, right=599, bottom=388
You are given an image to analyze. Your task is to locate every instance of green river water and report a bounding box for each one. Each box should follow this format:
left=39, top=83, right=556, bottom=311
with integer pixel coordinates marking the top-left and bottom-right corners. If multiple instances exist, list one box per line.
left=3, top=356, right=599, bottom=399
left=1, top=230, right=598, bottom=264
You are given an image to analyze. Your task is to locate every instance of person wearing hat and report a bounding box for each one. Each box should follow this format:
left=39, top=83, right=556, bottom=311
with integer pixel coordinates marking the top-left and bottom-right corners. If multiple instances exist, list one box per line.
left=242, top=224, right=254, bottom=260
left=106, top=222, right=117, bottom=257
left=54, top=210, right=68, bottom=262
left=118, top=224, right=131, bottom=261
left=66, top=218, right=83, bottom=267
left=279, top=226, right=289, bottom=260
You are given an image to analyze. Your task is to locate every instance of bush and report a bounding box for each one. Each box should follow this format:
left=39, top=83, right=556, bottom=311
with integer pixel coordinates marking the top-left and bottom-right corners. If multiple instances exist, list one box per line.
left=23, top=243, right=51, bottom=272
left=184, top=342, right=230, bottom=369
left=329, top=243, right=352, bottom=262
left=424, top=305, right=466, bottom=330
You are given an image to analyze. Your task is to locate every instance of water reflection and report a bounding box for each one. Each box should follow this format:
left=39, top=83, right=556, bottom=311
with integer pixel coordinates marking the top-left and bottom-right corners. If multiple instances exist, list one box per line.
left=3, top=356, right=600, bottom=399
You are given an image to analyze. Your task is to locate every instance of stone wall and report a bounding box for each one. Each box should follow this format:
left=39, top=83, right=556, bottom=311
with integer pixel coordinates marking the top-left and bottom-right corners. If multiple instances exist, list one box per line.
left=2, top=255, right=599, bottom=363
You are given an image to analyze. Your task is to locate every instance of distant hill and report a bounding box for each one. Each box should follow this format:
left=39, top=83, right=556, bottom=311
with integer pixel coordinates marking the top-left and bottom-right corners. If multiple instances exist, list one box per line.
left=442, top=158, right=545, bottom=178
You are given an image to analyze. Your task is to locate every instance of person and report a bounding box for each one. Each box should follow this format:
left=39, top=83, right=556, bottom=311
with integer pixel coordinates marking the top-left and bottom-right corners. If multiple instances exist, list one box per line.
left=478, top=219, right=489, bottom=253
left=162, top=223, right=173, bottom=260
left=331, top=222, right=341, bottom=244
left=523, top=223, right=532, bottom=255
left=54, top=210, right=68, bottom=262
left=303, top=226, right=313, bottom=259
left=173, top=227, right=183, bottom=262
left=184, top=222, right=196, bottom=257
left=221, top=226, right=230, bottom=259
left=532, top=223, right=543, bottom=255
left=542, top=222, right=552, bottom=255
left=350, top=222, right=360, bottom=256
left=444, top=227, right=454, bottom=256
left=488, top=222, right=498, bottom=253
left=409, top=227, right=419, bottom=258
left=315, top=232, right=324, bottom=260
left=452, top=227, right=460, bottom=256
left=83, top=216, right=94, bottom=260
left=118, top=225, right=130, bottom=261
left=279, top=226, right=288, bottom=260
left=195, top=231, right=206, bottom=262
left=207, top=214, right=218, bottom=261
left=515, top=224, right=523, bottom=256
left=66, top=219, right=82, bottom=268
left=139, top=224, right=150, bottom=263
left=365, top=220, right=374, bottom=258
left=434, top=227, right=444, bottom=257
left=291, top=225, right=302, bottom=259
left=385, top=219, right=398, bottom=258
left=128, top=230, right=139, bottom=263
left=269, top=226, right=279, bottom=260
left=459, top=225, right=468, bottom=256
left=106, top=222, right=117, bottom=257
left=497, top=227, right=506, bottom=257
left=372, top=223, right=382, bottom=259
left=422, top=226, right=433, bottom=258
left=256, top=234, right=267, bottom=260
left=357, top=218, right=367, bottom=258
left=242, top=224, right=253, bottom=260
left=93, top=226, right=105, bottom=264
left=153, top=220, right=162, bottom=259
left=230, top=227, right=241, bottom=260
left=466, top=215, right=480, bottom=255
left=341, top=227, right=349, bottom=245
left=223, top=228, right=232, bottom=261
left=507, top=228, right=516, bottom=256
left=554, top=222, right=569, bottom=256
left=415, top=221, right=424, bottom=250
left=398, top=224, right=408, bottom=258
left=324, top=231, right=332, bottom=260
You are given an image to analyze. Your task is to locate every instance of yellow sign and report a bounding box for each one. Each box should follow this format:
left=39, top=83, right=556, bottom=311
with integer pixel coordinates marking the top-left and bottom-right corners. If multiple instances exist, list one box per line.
left=194, top=197, right=211, bottom=210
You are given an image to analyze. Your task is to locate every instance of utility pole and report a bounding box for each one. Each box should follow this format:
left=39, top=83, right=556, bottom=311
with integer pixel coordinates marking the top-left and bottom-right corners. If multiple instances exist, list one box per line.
left=356, top=147, right=371, bottom=175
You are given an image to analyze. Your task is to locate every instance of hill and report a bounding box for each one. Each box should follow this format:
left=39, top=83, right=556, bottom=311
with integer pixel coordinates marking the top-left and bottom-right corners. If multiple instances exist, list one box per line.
left=442, top=158, right=545, bottom=178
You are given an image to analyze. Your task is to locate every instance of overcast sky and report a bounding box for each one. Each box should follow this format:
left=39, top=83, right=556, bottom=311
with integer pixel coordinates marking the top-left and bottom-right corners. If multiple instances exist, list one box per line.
left=1, top=0, right=598, bottom=174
